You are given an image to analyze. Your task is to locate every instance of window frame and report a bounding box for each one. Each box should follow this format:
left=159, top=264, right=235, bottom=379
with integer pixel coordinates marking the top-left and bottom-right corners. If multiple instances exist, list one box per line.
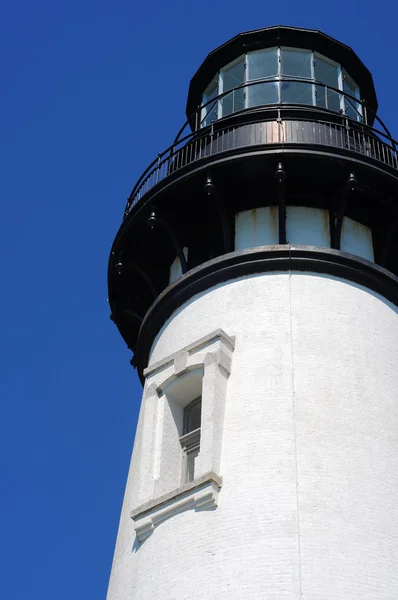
left=180, top=396, right=202, bottom=484
left=219, top=55, right=246, bottom=117
left=280, top=46, right=314, bottom=80
left=246, top=47, right=279, bottom=106
left=314, top=52, right=341, bottom=112
left=201, top=74, right=219, bottom=127
left=200, top=47, right=362, bottom=125
left=342, top=67, right=362, bottom=120
left=130, top=329, right=235, bottom=542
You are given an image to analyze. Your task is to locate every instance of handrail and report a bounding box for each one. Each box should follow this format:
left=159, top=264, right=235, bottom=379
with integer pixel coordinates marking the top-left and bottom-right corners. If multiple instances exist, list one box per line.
left=173, top=78, right=395, bottom=149
left=125, top=98, right=398, bottom=217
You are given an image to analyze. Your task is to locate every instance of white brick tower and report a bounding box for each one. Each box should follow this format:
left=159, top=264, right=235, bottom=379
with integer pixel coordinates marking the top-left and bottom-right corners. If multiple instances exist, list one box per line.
left=107, top=26, right=398, bottom=600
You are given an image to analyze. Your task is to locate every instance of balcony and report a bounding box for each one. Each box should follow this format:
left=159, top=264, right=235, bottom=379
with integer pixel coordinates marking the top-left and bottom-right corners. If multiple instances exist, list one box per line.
left=125, top=81, right=397, bottom=217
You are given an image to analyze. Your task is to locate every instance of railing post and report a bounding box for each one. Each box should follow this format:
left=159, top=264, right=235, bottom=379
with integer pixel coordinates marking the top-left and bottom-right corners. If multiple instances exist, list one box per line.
left=155, top=154, right=161, bottom=183
left=277, top=108, right=281, bottom=144
left=168, top=145, right=174, bottom=176
left=362, top=101, right=367, bottom=125
left=195, top=106, right=200, bottom=131
left=345, top=114, right=351, bottom=150
left=275, top=162, right=287, bottom=244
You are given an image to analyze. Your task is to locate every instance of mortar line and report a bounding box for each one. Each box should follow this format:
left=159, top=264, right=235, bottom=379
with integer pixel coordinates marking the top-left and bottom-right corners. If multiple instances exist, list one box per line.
left=288, top=246, right=303, bottom=598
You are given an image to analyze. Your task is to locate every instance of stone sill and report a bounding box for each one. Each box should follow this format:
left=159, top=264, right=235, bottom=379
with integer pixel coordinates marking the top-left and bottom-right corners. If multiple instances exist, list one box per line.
left=131, top=472, right=222, bottom=543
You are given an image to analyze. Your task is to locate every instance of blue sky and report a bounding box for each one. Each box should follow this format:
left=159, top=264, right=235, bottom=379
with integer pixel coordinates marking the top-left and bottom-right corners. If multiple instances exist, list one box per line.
left=1, top=1, right=397, bottom=598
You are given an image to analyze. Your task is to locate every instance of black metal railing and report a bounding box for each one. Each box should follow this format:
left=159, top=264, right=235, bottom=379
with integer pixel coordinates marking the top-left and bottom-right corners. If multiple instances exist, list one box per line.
left=125, top=81, right=397, bottom=217
left=177, top=78, right=393, bottom=141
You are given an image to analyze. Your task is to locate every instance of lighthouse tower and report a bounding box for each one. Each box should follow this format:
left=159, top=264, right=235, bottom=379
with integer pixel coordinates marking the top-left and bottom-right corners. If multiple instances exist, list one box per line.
left=107, top=26, right=398, bottom=600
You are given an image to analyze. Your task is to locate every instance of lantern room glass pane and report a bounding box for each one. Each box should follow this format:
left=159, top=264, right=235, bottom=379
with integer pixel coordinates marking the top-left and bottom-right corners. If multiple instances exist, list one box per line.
left=281, top=48, right=312, bottom=79
left=316, top=85, right=341, bottom=112
left=315, top=84, right=326, bottom=108
left=314, top=54, right=339, bottom=88
left=314, top=54, right=341, bottom=112
left=343, top=69, right=361, bottom=121
left=247, top=81, right=279, bottom=106
left=247, top=48, right=278, bottom=80
left=202, top=75, right=218, bottom=127
left=220, top=57, right=245, bottom=116
left=199, top=47, right=362, bottom=125
left=281, top=81, right=313, bottom=105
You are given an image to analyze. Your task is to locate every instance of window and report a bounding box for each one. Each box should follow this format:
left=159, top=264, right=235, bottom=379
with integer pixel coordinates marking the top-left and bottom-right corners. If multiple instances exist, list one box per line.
left=247, top=81, right=279, bottom=106
left=247, top=48, right=279, bottom=106
left=343, top=68, right=361, bottom=121
left=180, top=397, right=201, bottom=483
left=202, top=75, right=218, bottom=127
left=281, top=47, right=312, bottom=79
left=280, top=48, right=313, bottom=105
left=130, top=329, right=234, bottom=541
left=200, top=47, right=362, bottom=124
left=219, top=56, right=245, bottom=117
left=247, top=48, right=278, bottom=80
left=314, top=53, right=341, bottom=113
left=281, top=80, right=313, bottom=105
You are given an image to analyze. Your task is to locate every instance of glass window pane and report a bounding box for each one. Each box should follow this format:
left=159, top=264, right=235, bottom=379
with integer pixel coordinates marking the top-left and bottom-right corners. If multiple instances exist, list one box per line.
left=202, top=102, right=218, bottom=126
left=220, top=57, right=245, bottom=117
left=281, top=81, right=313, bottom=105
left=247, top=81, right=278, bottom=106
left=315, top=84, right=326, bottom=108
left=315, top=54, right=339, bottom=88
left=314, top=54, right=341, bottom=112
left=247, top=48, right=278, bottom=80
left=220, top=88, right=245, bottom=116
left=202, top=75, right=218, bottom=127
left=184, top=398, right=201, bottom=433
left=327, top=90, right=342, bottom=113
left=221, top=57, right=245, bottom=92
left=281, top=48, right=312, bottom=79
left=316, top=85, right=342, bottom=112
left=186, top=446, right=200, bottom=482
left=344, top=101, right=359, bottom=121
left=203, top=75, right=218, bottom=101
left=343, top=69, right=361, bottom=121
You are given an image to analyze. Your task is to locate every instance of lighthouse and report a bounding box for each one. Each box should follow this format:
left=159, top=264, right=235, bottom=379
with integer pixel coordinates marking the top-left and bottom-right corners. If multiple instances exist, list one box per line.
left=107, top=25, right=398, bottom=599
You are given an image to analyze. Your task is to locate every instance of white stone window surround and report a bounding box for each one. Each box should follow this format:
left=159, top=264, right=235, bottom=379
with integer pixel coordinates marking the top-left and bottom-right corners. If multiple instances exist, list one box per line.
left=131, top=329, right=235, bottom=542
left=132, top=472, right=222, bottom=543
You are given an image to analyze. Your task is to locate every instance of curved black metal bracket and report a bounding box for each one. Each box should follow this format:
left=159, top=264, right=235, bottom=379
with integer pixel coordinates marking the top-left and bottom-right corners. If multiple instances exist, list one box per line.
left=112, top=252, right=157, bottom=300
left=129, top=262, right=157, bottom=300
left=331, top=172, right=358, bottom=250
left=110, top=301, right=143, bottom=328
left=123, top=308, right=144, bottom=323
left=275, top=162, right=287, bottom=244
left=147, top=210, right=188, bottom=274
left=114, top=251, right=125, bottom=276
left=204, top=176, right=233, bottom=253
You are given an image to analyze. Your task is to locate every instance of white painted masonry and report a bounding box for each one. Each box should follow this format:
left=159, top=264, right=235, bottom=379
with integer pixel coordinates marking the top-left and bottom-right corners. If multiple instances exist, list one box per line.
left=107, top=271, right=398, bottom=600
